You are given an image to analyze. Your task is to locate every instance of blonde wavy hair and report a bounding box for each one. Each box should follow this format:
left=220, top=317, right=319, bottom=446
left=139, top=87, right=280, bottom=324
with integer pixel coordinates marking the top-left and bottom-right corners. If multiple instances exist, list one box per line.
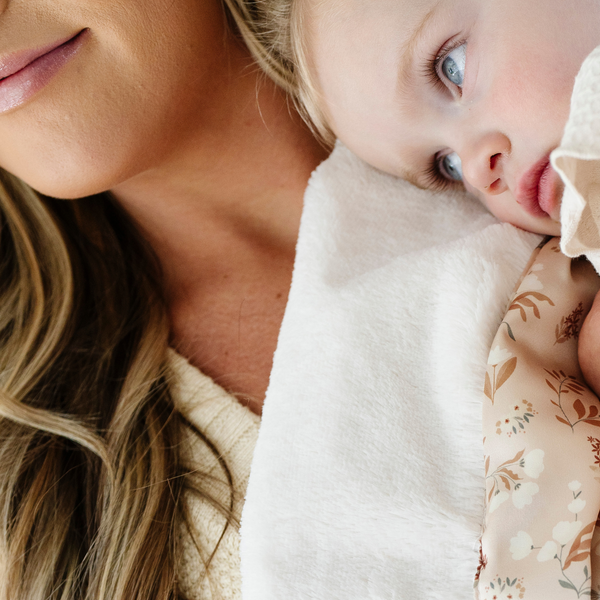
left=0, top=167, right=243, bottom=600
left=0, top=1, right=304, bottom=598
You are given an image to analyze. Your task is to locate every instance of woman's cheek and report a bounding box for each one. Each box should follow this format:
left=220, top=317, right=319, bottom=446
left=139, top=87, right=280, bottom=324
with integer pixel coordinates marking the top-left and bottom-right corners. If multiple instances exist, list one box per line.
left=0, top=42, right=203, bottom=198
left=0, top=86, right=135, bottom=197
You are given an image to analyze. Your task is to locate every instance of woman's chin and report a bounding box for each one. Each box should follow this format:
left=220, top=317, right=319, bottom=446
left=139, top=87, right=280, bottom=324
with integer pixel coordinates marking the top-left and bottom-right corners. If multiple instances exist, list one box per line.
left=7, top=173, right=106, bottom=200
left=0, top=158, right=131, bottom=200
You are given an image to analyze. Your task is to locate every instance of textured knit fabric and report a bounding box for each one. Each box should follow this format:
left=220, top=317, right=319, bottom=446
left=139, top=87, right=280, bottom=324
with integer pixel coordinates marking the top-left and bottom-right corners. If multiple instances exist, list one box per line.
left=476, top=239, right=600, bottom=600
left=552, top=45, right=600, bottom=273
left=169, top=349, right=260, bottom=600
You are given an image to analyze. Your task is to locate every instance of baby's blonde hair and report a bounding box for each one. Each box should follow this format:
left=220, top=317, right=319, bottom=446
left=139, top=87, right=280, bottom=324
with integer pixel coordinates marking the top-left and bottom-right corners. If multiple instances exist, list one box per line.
left=225, top=0, right=335, bottom=145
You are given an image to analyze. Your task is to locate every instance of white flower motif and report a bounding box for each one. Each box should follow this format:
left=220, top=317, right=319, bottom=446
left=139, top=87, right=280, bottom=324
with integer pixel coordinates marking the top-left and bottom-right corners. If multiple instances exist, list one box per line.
left=489, top=491, right=510, bottom=513
left=568, top=480, right=582, bottom=491
left=523, top=449, right=545, bottom=478
left=530, top=263, right=544, bottom=272
left=537, top=540, right=558, bottom=562
left=488, top=346, right=513, bottom=366
left=568, top=498, right=586, bottom=514
left=510, top=531, right=533, bottom=560
left=520, top=273, right=544, bottom=291
left=513, top=482, right=539, bottom=509
left=552, top=521, right=583, bottom=546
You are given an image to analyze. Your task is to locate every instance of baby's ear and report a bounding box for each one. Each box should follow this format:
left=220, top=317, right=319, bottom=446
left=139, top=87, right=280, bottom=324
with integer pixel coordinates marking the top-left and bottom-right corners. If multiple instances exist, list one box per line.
left=579, top=290, right=600, bottom=396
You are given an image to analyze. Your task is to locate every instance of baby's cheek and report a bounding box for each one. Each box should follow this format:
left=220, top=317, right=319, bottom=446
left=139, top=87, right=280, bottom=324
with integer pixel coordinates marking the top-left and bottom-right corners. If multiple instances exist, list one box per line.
left=467, top=188, right=508, bottom=222
left=579, top=291, right=600, bottom=397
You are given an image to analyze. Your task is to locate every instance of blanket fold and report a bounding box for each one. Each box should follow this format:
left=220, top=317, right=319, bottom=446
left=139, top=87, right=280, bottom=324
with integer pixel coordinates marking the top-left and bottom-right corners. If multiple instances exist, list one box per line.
left=240, top=143, right=541, bottom=600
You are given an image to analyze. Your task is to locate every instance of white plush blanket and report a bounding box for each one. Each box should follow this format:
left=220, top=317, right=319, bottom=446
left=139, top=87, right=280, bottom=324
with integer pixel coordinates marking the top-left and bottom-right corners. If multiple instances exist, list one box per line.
left=240, top=143, right=541, bottom=600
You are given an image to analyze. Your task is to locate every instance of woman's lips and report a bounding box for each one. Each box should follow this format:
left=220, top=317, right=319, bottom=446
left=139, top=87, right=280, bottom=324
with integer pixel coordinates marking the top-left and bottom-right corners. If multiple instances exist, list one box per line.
left=0, top=29, right=88, bottom=114
left=515, top=155, right=563, bottom=220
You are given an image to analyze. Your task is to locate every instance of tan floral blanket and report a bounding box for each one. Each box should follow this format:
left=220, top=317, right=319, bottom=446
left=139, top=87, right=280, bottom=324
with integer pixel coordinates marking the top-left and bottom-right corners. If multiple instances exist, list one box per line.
left=476, top=238, right=600, bottom=599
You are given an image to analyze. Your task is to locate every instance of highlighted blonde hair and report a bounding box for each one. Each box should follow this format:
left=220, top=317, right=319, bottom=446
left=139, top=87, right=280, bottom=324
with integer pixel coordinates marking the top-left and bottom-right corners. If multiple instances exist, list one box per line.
left=0, top=170, right=235, bottom=600
left=0, top=1, right=309, bottom=598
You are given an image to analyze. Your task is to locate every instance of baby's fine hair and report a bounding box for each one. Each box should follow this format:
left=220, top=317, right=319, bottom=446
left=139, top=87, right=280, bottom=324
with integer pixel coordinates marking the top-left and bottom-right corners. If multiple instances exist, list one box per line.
left=225, top=0, right=334, bottom=143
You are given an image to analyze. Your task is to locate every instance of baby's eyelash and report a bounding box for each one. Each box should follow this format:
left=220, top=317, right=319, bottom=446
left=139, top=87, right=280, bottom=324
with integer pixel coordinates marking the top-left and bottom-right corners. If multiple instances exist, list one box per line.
left=423, top=157, right=463, bottom=193
left=421, top=38, right=466, bottom=94
left=418, top=37, right=469, bottom=193
left=422, top=47, right=449, bottom=94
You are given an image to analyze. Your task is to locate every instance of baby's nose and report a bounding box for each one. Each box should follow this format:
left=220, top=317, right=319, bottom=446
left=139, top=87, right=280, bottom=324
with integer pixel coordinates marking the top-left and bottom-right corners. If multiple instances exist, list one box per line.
left=461, top=132, right=511, bottom=195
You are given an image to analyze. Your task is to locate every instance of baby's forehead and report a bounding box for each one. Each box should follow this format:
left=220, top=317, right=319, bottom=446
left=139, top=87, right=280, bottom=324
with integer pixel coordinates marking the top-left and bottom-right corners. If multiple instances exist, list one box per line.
left=303, top=0, right=435, bottom=34
left=302, top=0, right=442, bottom=97
left=300, top=0, right=462, bottom=175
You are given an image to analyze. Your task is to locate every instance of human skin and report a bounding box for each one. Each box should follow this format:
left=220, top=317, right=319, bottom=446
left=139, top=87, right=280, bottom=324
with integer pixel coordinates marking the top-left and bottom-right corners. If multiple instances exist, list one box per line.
left=302, top=0, right=600, bottom=395
left=0, top=0, right=327, bottom=414
left=302, top=0, right=600, bottom=236
left=580, top=294, right=600, bottom=396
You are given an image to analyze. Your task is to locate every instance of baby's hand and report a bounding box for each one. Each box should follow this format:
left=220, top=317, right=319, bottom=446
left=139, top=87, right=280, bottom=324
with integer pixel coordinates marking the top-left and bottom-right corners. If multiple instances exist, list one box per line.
left=580, top=290, right=600, bottom=396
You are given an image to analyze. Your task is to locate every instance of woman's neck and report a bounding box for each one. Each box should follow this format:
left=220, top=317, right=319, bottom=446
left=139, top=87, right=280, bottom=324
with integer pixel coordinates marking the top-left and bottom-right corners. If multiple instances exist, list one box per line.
left=112, top=41, right=323, bottom=270
left=111, top=39, right=328, bottom=414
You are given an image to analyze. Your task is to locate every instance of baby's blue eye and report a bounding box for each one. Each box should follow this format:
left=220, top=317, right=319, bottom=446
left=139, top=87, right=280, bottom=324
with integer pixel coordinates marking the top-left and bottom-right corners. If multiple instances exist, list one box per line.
left=441, top=44, right=466, bottom=87
left=440, top=152, right=463, bottom=182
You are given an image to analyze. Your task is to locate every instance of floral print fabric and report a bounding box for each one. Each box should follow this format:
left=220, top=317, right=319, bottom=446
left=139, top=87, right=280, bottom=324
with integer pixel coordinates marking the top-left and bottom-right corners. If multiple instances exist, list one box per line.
left=476, top=238, right=600, bottom=599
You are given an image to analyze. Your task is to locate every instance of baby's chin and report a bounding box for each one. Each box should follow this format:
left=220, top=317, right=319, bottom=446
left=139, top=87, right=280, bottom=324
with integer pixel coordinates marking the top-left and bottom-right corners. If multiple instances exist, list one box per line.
left=504, top=209, right=562, bottom=237
left=521, top=218, right=562, bottom=237
left=467, top=188, right=562, bottom=237
left=519, top=197, right=563, bottom=236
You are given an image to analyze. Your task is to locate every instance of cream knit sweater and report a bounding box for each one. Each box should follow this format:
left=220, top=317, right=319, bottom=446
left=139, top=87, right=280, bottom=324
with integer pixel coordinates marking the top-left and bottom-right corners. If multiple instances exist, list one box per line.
left=169, top=350, right=260, bottom=600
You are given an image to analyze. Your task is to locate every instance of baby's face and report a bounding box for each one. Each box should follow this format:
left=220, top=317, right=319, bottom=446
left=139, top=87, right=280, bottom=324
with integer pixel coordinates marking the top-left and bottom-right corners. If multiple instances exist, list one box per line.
left=304, top=0, right=600, bottom=236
